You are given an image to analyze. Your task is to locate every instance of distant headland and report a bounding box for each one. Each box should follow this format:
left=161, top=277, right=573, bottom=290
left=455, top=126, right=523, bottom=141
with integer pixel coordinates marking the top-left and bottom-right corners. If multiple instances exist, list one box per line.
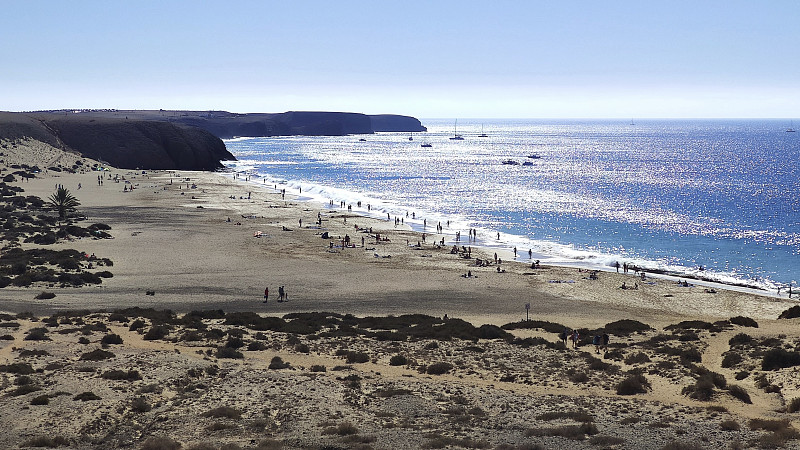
left=0, top=110, right=426, bottom=171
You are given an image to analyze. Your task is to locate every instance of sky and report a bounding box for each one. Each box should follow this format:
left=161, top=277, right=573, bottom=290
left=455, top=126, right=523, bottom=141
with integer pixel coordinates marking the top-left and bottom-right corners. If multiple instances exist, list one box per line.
left=2, top=0, right=799, bottom=118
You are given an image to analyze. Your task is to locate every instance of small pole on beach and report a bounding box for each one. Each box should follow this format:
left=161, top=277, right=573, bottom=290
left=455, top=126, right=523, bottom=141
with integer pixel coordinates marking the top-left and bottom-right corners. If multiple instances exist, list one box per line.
left=525, top=302, right=530, bottom=322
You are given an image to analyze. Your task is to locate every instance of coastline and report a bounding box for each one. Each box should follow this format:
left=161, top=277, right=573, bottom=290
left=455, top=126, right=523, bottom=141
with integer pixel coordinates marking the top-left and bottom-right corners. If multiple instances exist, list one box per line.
left=1, top=161, right=795, bottom=325
left=3, top=145, right=800, bottom=448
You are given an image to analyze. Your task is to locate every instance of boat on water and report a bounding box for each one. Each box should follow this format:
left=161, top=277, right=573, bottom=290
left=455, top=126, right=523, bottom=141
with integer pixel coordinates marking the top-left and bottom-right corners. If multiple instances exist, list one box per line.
left=421, top=143, right=432, bottom=148
left=501, top=159, right=520, bottom=165
left=478, top=124, right=488, bottom=138
left=788, top=120, right=796, bottom=132
left=526, top=154, right=541, bottom=159
left=450, top=119, right=464, bottom=140
left=358, top=138, right=367, bottom=142
left=409, top=133, right=414, bottom=141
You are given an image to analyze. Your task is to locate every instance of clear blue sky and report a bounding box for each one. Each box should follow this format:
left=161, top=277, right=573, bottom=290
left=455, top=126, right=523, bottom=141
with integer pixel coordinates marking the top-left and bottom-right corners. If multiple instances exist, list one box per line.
left=2, top=0, right=798, bottom=118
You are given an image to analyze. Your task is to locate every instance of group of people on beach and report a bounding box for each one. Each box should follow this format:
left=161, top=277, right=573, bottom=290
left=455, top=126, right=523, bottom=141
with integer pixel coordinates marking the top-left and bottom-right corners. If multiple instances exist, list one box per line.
left=263, top=286, right=288, bottom=303
left=560, top=328, right=610, bottom=353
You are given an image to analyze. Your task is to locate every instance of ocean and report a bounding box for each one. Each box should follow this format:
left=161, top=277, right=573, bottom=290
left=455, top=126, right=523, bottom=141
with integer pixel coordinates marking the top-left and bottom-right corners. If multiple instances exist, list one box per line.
left=222, top=119, right=800, bottom=293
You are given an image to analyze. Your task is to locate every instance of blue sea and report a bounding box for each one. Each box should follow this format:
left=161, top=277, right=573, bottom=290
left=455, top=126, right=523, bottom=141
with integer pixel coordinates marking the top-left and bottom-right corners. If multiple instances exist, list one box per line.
left=222, top=119, right=800, bottom=292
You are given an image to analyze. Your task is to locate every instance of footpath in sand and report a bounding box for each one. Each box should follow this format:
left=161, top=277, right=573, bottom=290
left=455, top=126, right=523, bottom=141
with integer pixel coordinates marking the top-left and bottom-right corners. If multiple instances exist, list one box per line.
left=2, top=141, right=800, bottom=449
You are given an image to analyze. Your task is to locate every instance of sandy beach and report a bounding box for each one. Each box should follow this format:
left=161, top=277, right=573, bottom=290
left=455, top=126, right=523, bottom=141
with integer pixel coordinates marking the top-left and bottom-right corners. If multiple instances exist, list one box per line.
left=2, top=140, right=800, bottom=449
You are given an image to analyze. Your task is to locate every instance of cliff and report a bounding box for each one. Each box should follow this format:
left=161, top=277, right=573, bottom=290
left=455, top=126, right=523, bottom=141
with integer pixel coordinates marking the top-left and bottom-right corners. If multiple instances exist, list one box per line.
left=0, top=112, right=234, bottom=171
left=43, top=110, right=427, bottom=139
left=0, top=109, right=427, bottom=170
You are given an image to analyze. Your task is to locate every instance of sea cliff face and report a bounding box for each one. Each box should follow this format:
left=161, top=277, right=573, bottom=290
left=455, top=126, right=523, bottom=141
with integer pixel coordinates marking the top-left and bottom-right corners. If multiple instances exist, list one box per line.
left=0, top=109, right=427, bottom=170
left=170, top=111, right=426, bottom=138
left=0, top=112, right=234, bottom=171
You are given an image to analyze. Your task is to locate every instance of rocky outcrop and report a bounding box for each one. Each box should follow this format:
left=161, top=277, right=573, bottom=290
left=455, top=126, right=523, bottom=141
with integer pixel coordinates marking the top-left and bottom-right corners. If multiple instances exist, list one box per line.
left=369, top=114, right=426, bottom=132
left=170, top=111, right=425, bottom=138
left=0, top=112, right=234, bottom=171
left=0, top=108, right=428, bottom=170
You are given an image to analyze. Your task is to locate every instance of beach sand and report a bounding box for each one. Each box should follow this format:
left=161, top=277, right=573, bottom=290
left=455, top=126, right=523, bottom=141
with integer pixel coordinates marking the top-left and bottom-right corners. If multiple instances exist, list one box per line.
left=2, top=141, right=800, bottom=449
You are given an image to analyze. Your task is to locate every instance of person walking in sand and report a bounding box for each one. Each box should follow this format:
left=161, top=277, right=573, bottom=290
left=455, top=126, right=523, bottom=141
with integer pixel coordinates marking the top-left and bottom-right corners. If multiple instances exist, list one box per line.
left=278, top=286, right=285, bottom=302
left=263, top=287, right=269, bottom=303
left=571, top=330, right=580, bottom=348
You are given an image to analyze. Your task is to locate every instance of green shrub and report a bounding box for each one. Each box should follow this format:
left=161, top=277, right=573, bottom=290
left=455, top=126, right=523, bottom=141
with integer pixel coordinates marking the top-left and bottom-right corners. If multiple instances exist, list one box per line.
left=310, top=365, right=326, bottom=372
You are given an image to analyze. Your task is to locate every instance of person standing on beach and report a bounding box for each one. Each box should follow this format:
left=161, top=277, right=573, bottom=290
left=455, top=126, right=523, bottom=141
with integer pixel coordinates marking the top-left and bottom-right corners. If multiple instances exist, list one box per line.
left=263, top=287, right=269, bottom=303
left=278, top=286, right=284, bottom=302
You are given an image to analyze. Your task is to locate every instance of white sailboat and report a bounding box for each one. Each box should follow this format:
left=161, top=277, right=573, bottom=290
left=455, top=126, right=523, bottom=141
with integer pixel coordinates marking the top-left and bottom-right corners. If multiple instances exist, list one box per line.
left=478, top=124, right=488, bottom=138
left=787, top=120, right=796, bottom=132
left=449, top=119, right=464, bottom=140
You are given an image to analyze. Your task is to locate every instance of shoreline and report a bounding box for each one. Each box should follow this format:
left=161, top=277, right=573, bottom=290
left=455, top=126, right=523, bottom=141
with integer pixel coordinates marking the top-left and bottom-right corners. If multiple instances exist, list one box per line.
left=4, top=143, right=800, bottom=448
left=0, top=157, right=795, bottom=326
left=221, top=146, right=793, bottom=296
left=221, top=164, right=793, bottom=305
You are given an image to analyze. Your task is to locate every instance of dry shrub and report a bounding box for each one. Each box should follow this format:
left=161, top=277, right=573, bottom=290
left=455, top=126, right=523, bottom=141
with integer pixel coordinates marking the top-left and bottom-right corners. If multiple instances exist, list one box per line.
left=346, top=351, right=369, bottom=363
left=616, top=373, right=650, bottom=395
left=624, top=352, right=651, bottom=365
left=720, top=420, right=741, bottom=431
left=20, top=435, right=69, bottom=447
left=727, top=384, right=752, bottom=404
left=30, top=394, right=50, bottom=405
left=525, top=422, right=599, bottom=440
left=203, top=406, right=242, bottom=420
left=131, top=397, right=152, bottom=413
left=140, top=436, right=182, bottom=450
left=389, top=354, right=408, bottom=366
left=79, top=349, right=114, bottom=361
left=589, top=435, right=625, bottom=446
left=659, top=441, right=704, bottom=450
left=729, top=316, right=758, bottom=328
left=427, top=362, right=454, bottom=375
left=321, top=421, right=359, bottom=436
left=255, top=440, right=284, bottom=450
left=268, top=356, right=289, bottom=369
left=569, top=371, right=589, bottom=383
left=73, top=391, right=101, bottom=401
left=536, top=410, right=594, bottom=423
left=786, top=397, right=800, bottom=413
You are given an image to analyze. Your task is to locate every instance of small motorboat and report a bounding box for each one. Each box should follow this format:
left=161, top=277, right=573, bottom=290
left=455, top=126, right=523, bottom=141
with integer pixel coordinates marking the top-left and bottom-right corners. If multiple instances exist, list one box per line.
left=421, top=143, right=432, bottom=148
left=501, top=159, right=520, bottom=165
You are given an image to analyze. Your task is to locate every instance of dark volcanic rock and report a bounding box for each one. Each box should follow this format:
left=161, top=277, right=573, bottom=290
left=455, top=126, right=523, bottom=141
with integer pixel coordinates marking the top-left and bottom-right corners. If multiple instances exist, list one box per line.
left=0, top=112, right=234, bottom=171
left=39, top=117, right=233, bottom=170
left=369, top=114, right=426, bottom=132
